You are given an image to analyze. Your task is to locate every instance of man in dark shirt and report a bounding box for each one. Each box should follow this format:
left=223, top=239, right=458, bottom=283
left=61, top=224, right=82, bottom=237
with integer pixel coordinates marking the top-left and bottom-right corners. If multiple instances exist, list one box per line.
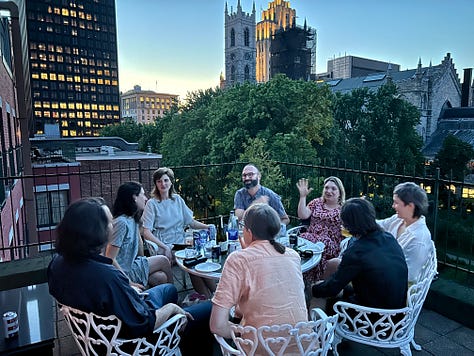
left=312, top=198, right=408, bottom=309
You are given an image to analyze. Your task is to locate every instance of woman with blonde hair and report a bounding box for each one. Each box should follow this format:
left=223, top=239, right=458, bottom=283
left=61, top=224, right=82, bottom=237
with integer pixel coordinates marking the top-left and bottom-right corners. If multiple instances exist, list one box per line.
left=296, top=176, right=346, bottom=284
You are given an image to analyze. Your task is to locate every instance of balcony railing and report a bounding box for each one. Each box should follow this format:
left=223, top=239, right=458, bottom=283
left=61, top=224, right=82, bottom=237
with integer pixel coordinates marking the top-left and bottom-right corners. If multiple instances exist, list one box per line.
left=1, top=160, right=473, bottom=286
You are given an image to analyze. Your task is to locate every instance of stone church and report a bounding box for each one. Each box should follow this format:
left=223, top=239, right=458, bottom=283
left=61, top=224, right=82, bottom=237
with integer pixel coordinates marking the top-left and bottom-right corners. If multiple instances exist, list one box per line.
left=224, top=1, right=256, bottom=88
left=327, top=53, right=463, bottom=145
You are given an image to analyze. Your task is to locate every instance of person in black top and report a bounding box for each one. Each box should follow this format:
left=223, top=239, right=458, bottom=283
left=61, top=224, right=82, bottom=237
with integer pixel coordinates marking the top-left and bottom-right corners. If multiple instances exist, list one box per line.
left=47, top=197, right=212, bottom=355
left=312, top=198, right=408, bottom=309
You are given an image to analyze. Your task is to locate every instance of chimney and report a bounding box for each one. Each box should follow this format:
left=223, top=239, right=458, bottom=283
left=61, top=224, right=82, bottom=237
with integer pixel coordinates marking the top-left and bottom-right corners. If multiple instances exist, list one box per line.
left=461, top=68, right=472, bottom=107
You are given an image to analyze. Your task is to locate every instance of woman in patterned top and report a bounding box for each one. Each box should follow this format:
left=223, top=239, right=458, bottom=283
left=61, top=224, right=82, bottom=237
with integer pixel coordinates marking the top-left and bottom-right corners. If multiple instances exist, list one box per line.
left=106, top=181, right=173, bottom=291
left=296, top=176, right=346, bottom=285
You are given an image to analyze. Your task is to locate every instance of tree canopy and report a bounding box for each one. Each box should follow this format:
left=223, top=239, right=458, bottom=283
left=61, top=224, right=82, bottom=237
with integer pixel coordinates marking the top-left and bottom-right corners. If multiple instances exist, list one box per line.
left=100, top=76, right=427, bottom=215
left=435, top=134, right=474, bottom=180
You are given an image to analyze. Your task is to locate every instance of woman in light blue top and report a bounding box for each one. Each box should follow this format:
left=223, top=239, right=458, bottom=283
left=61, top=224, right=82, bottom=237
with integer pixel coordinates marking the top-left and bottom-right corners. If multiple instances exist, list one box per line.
left=142, top=167, right=216, bottom=298
left=106, top=181, right=173, bottom=290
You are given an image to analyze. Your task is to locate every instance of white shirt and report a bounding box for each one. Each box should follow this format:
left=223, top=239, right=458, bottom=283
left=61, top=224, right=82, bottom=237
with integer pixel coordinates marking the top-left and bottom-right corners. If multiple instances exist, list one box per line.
left=377, top=214, right=433, bottom=283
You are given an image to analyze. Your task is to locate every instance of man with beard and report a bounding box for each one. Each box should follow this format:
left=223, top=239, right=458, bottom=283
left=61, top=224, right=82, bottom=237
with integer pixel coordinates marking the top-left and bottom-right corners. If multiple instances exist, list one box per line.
left=234, top=164, right=290, bottom=224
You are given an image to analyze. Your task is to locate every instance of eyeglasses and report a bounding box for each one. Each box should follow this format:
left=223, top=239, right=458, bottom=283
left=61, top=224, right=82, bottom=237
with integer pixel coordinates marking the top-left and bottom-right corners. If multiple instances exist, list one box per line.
left=238, top=221, right=245, bottom=229
left=242, top=172, right=257, bottom=178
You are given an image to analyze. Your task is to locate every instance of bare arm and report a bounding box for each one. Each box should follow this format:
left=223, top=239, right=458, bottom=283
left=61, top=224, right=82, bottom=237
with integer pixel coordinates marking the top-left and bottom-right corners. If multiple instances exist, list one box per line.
left=296, top=179, right=313, bottom=220
left=210, top=304, right=234, bottom=338
left=142, top=228, right=172, bottom=260
left=235, top=208, right=245, bottom=221
left=280, top=214, right=290, bottom=225
left=190, top=220, right=209, bottom=230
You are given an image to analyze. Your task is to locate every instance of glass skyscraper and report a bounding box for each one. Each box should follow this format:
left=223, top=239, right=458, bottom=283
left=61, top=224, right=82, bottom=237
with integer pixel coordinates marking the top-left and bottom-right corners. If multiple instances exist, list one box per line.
left=26, top=0, right=120, bottom=137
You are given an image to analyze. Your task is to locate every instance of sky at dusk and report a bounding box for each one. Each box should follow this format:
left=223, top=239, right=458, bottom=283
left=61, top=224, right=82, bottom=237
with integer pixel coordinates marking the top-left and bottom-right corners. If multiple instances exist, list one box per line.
left=116, top=0, right=473, bottom=99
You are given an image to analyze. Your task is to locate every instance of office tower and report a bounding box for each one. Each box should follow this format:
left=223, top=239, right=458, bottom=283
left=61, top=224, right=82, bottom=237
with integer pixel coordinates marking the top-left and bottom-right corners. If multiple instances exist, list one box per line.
left=224, top=0, right=256, bottom=88
left=25, top=0, right=120, bottom=137
left=256, top=0, right=295, bottom=83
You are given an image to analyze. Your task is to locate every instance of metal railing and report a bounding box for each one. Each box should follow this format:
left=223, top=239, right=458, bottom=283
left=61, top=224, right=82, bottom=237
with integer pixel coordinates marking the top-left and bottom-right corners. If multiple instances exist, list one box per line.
left=1, top=160, right=473, bottom=285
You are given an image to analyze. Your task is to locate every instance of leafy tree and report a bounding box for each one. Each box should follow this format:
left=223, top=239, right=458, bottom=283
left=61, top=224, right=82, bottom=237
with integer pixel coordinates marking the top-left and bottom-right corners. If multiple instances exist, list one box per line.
left=333, top=81, right=424, bottom=173
left=99, top=118, right=143, bottom=143
left=435, top=134, right=474, bottom=180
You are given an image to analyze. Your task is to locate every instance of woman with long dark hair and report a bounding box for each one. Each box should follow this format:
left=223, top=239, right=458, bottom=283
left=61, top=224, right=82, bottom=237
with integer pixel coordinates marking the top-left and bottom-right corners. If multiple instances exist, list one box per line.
left=106, top=181, right=172, bottom=289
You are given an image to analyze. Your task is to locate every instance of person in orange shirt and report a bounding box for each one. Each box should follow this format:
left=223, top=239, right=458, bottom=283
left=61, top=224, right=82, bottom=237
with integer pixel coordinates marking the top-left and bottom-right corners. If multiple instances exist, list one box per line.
left=210, top=203, right=307, bottom=344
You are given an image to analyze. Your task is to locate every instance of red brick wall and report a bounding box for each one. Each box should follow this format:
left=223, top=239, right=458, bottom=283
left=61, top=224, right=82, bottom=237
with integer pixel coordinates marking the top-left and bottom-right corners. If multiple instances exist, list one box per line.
left=78, top=158, right=161, bottom=207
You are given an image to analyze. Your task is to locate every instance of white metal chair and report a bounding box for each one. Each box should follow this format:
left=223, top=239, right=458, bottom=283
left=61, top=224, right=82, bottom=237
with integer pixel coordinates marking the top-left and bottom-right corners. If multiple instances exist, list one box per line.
left=286, top=225, right=308, bottom=237
left=60, top=304, right=187, bottom=356
left=214, top=308, right=337, bottom=356
left=331, top=241, right=437, bottom=356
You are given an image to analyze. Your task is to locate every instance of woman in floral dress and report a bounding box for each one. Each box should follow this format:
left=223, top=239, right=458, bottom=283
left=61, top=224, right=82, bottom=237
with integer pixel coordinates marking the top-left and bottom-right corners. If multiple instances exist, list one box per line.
left=296, top=176, right=346, bottom=285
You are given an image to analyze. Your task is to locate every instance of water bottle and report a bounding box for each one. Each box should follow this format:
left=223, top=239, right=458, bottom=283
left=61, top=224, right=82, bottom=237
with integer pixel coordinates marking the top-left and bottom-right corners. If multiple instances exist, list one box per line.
left=227, top=210, right=239, bottom=253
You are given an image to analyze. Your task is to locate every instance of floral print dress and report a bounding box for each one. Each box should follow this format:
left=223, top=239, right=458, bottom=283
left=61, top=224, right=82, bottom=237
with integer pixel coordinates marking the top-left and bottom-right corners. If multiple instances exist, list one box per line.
left=300, top=197, right=343, bottom=285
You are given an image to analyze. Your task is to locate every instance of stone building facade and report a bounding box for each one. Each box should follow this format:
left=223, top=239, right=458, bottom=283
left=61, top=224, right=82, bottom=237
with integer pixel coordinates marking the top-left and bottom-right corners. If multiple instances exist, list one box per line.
left=121, top=85, right=178, bottom=124
left=327, top=53, right=462, bottom=144
left=224, top=1, right=256, bottom=87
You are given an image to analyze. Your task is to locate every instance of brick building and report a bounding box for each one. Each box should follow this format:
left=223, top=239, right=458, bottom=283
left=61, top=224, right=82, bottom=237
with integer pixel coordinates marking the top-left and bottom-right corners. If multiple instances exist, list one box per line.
left=0, top=0, right=35, bottom=262
left=30, top=136, right=162, bottom=247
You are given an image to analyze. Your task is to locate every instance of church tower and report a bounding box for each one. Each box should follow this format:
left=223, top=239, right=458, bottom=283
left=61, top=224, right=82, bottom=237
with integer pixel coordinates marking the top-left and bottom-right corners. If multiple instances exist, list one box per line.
left=224, top=1, right=256, bottom=88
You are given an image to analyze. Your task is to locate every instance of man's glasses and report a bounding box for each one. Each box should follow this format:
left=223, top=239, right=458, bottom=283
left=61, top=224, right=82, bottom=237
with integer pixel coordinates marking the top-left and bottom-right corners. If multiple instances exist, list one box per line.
left=238, top=221, right=245, bottom=229
left=242, top=172, right=257, bottom=178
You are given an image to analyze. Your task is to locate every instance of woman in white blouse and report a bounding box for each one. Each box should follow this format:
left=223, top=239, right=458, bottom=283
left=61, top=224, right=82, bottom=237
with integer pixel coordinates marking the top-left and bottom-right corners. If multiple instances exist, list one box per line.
left=377, top=182, right=433, bottom=283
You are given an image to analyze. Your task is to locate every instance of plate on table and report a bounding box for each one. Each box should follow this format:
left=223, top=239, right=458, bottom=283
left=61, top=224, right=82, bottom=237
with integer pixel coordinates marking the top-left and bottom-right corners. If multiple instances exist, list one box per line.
left=306, top=241, right=324, bottom=254
left=175, top=249, right=199, bottom=259
left=195, top=262, right=221, bottom=273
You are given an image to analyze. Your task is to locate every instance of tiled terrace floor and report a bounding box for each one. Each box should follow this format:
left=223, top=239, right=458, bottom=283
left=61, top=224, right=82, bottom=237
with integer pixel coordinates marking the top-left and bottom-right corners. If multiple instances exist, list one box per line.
left=53, top=266, right=474, bottom=356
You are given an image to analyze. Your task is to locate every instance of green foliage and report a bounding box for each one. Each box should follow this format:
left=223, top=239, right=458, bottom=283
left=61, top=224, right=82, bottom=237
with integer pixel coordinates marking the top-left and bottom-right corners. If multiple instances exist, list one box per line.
left=333, top=82, right=424, bottom=173
left=99, top=118, right=143, bottom=143
left=435, top=134, right=474, bottom=180
left=99, top=78, right=429, bottom=221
